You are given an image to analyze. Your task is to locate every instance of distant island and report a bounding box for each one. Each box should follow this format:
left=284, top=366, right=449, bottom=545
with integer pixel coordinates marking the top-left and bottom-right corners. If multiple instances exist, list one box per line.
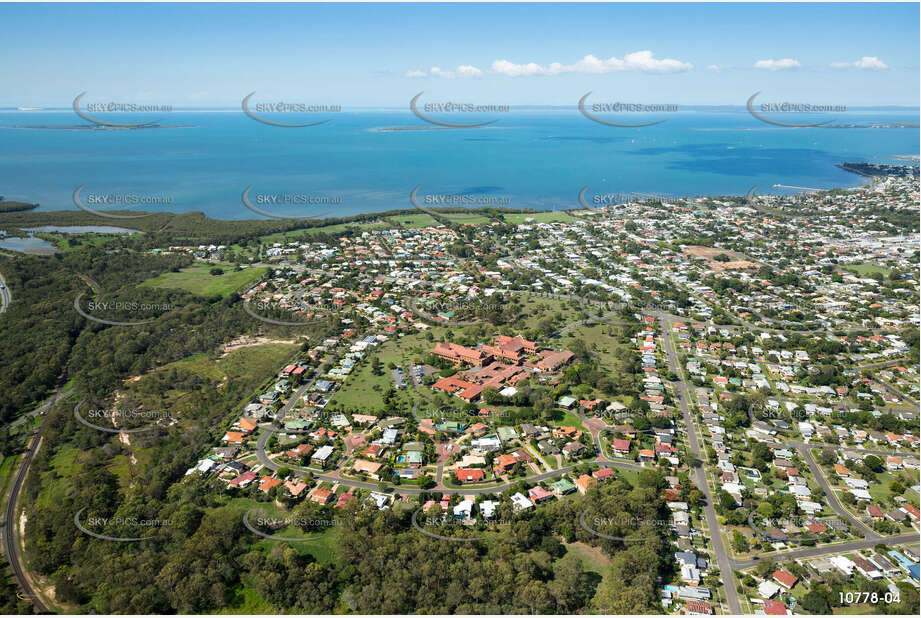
left=0, top=197, right=39, bottom=213
left=838, top=162, right=920, bottom=178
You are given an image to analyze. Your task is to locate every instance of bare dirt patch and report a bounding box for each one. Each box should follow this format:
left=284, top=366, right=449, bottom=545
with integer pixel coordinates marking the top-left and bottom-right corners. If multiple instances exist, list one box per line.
left=220, top=335, right=300, bottom=358
left=682, top=245, right=759, bottom=271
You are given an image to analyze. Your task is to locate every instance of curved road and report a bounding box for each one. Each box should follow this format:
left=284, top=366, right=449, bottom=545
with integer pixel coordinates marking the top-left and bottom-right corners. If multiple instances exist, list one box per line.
left=2, top=431, right=48, bottom=613
left=254, top=426, right=643, bottom=496
left=3, top=385, right=73, bottom=613
left=0, top=271, right=10, bottom=314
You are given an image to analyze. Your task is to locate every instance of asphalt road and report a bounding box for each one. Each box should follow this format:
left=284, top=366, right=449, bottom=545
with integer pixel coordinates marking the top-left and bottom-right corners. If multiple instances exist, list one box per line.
left=791, top=440, right=914, bottom=459
left=659, top=314, right=743, bottom=615
left=790, top=442, right=879, bottom=539
left=2, top=386, right=75, bottom=613
left=869, top=375, right=919, bottom=407
left=855, top=359, right=910, bottom=371
left=9, top=387, right=75, bottom=431
left=0, top=271, right=10, bottom=314
left=732, top=532, right=921, bottom=569
left=274, top=328, right=373, bottom=422
left=2, top=432, right=49, bottom=613
left=254, top=426, right=643, bottom=496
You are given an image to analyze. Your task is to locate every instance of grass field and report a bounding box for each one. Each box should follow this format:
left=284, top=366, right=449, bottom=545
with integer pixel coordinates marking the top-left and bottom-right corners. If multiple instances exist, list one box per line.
left=563, top=540, right=611, bottom=575
left=0, top=455, right=19, bottom=510
left=139, top=262, right=266, bottom=298
left=34, top=445, right=82, bottom=511
left=552, top=410, right=587, bottom=432
left=259, top=220, right=391, bottom=243
left=328, top=328, right=446, bottom=411
left=213, top=585, right=278, bottom=615
left=384, top=213, right=441, bottom=228
left=210, top=496, right=342, bottom=564
left=502, top=211, right=579, bottom=225
left=174, top=343, right=298, bottom=383
left=117, top=343, right=298, bottom=437
left=842, top=263, right=890, bottom=277
left=36, top=233, right=122, bottom=252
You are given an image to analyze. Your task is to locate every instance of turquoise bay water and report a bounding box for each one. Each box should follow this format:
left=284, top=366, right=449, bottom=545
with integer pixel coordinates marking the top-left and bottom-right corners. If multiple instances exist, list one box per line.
left=0, top=109, right=917, bottom=221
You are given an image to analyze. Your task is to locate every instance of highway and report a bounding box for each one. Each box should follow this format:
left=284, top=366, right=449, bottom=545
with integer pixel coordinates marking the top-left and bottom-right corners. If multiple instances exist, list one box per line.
left=659, top=313, right=743, bottom=615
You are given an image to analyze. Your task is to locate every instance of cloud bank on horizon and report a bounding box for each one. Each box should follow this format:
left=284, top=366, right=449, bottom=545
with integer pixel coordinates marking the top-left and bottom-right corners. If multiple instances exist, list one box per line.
left=406, top=52, right=891, bottom=78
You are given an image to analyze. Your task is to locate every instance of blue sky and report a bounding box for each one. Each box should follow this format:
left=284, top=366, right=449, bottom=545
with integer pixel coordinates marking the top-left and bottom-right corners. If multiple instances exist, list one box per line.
left=1, top=2, right=918, bottom=107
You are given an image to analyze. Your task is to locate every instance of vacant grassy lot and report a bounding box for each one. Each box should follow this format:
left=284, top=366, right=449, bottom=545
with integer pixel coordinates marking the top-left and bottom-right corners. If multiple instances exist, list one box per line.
left=384, top=213, right=441, bottom=228
left=259, top=220, right=390, bottom=243
left=209, top=496, right=342, bottom=564
left=140, top=262, right=266, bottom=298
left=0, top=455, right=19, bottom=510
left=36, top=232, right=123, bottom=252
left=121, top=343, right=297, bottom=426
left=328, top=328, right=446, bottom=410
left=842, top=263, right=891, bottom=277
left=563, top=540, right=611, bottom=575
left=502, top=211, right=579, bottom=225
left=214, top=585, right=279, bottom=615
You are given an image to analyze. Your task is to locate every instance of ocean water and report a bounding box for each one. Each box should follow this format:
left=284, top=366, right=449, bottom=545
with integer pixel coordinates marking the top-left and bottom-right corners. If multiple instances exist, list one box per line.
left=0, top=109, right=917, bottom=221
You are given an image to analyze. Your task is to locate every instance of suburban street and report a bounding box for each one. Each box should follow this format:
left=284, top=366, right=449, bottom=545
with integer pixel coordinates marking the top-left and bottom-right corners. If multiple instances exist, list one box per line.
left=732, top=532, right=921, bottom=569
left=254, top=423, right=645, bottom=497
left=659, top=313, right=744, bottom=615
left=790, top=441, right=879, bottom=539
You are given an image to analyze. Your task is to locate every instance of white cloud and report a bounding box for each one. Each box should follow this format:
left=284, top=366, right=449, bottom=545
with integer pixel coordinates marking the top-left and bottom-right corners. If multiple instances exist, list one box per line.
left=404, top=65, right=484, bottom=79
left=455, top=65, right=484, bottom=78
left=491, top=51, right=693, bottom=76
left=706, top=64, right=726, bottom=72
left=830, top=56, right=888, bottom=70
left=754, top=58, right=801, bottom=71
